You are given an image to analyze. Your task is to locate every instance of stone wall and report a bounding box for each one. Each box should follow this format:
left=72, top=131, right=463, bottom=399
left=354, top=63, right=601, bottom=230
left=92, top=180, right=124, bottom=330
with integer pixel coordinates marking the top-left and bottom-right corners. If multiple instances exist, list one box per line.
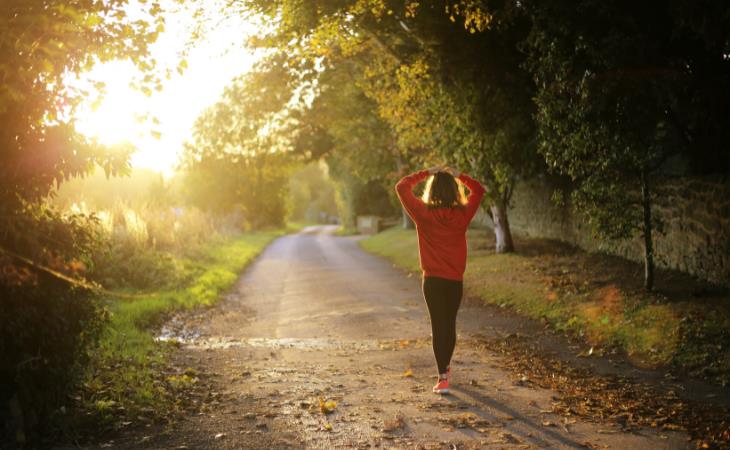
left=478, top=175, right=730, bottom=287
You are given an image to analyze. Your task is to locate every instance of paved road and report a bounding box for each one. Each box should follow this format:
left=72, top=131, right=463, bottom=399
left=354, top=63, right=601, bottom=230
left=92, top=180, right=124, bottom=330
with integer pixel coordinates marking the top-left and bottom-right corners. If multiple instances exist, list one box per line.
left=113, top=225, right=689, bottom=449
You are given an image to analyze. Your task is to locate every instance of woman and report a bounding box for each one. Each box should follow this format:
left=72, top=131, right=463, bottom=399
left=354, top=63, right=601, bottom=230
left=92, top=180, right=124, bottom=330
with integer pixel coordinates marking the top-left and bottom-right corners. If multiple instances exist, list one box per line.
left=395, top=165, right=485, bottom=394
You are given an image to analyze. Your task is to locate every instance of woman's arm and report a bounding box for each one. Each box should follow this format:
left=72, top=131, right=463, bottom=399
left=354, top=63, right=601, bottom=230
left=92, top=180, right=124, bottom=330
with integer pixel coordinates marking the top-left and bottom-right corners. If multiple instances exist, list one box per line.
left=395, top=169, right=430, bottom=222
left=458, top=172, right=486, bottom=222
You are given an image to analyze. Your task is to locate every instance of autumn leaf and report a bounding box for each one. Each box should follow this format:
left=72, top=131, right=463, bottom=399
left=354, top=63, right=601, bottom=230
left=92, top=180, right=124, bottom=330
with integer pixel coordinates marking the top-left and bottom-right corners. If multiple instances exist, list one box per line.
left=318, top=397, right=336, bottom=414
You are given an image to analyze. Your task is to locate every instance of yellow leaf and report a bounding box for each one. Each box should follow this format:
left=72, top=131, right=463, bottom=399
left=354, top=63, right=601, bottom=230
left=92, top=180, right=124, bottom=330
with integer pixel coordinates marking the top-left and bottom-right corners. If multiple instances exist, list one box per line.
left=318, top=397, right=336, bottom=414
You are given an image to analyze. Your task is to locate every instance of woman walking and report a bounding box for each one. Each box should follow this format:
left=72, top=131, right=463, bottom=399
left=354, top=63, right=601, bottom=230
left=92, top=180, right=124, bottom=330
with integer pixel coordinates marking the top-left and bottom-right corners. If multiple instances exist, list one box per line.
left=395, top=165, right=485, bottom=394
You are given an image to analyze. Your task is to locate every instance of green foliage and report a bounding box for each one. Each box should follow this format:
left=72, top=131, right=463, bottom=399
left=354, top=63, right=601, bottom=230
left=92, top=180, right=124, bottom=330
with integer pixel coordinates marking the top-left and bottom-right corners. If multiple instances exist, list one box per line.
left=85, top=202, right=222, bottom=289
left=288, top=163, right=338, bottom=223
left=525, top=0, right=730, bottom=227
left=0, top=1, right=163, bottom=205
left=526, top=1, right=668, bottom=238
left=92, top=245, right=184, bottom=291
left=0, top=2, right=164, bottom=441
left=243, top=0, right=541, bottom=245
left=0, top=205, right=107, bottom=444
left=523, top=0, right=730, bottom=287
left=181, top=60, right=297, bottom=228
left=182, top=153, right=291, bottom=228
left=0, top=280, right=105, bottom=444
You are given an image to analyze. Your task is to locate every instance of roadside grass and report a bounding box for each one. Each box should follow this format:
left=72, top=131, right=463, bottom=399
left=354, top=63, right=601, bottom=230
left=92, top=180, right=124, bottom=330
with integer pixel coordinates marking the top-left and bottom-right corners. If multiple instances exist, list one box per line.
left=76, top=229, right=285, bottom=430
left=360, top=226, right=730, bottom=385
left=359, top=226, right=419, bottom=270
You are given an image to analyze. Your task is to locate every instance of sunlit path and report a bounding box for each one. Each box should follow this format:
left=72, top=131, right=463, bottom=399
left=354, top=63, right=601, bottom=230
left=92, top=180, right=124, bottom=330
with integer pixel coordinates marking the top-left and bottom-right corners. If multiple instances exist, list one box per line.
left=111, top=226, right=689, bottom=449
left=5, top=1, right=730, bottom=448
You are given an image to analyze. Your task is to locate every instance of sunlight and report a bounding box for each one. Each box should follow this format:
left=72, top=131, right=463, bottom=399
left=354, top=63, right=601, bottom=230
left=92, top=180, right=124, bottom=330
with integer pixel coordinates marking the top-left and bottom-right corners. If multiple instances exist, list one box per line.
left=72, top=1, right=263, bottom=175
left=74, top=60, right=145, bottom=146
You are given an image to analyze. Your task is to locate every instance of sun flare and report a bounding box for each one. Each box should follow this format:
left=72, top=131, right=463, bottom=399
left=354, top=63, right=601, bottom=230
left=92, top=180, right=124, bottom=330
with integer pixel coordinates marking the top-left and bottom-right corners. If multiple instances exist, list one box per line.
left=72, top=2, right=262, bottom=175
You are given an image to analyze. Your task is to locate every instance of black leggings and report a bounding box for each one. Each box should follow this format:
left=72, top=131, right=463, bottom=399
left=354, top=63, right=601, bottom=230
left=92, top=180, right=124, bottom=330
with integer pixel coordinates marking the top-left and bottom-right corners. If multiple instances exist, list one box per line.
left=422, top=276, right=463, bottom=375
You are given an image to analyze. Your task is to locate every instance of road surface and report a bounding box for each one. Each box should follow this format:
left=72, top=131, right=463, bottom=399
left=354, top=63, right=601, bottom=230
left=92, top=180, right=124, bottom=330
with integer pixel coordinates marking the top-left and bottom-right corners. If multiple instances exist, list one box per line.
left=111, top=225, right=689, bottom=449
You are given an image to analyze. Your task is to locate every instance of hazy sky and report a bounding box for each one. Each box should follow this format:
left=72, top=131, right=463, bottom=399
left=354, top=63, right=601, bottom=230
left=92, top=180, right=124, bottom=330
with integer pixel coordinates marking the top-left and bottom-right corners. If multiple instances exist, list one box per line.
left=73, top=1, right=262, bottom=175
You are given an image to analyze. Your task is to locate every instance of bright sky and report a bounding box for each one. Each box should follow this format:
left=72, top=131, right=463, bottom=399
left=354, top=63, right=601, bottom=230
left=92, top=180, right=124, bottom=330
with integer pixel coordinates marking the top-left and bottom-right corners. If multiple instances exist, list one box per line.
left=73, top=1, right=262, bottom=175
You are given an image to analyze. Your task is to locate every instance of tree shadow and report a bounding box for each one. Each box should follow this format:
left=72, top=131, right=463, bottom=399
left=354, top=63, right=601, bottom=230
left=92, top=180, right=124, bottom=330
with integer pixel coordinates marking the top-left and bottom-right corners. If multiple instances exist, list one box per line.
left=440, top=384, right=590, bottom=449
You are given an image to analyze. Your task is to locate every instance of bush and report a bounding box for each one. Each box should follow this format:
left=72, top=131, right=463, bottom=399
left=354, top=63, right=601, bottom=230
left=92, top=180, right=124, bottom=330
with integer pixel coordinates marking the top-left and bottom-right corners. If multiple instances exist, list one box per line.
left=86, top=204, right=220, bottom=290
left=91, top=243, right=185, bottom=290
left=0, top=280, right=105, bottom=446
left=0, top=206, right=106, bottom=446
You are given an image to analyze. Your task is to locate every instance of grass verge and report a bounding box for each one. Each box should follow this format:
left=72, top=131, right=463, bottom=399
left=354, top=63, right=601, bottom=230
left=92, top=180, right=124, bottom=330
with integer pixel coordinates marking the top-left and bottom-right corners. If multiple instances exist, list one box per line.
left=74, top=229, right=285, bottom=432
left=360, top=226, right=730, bottom=385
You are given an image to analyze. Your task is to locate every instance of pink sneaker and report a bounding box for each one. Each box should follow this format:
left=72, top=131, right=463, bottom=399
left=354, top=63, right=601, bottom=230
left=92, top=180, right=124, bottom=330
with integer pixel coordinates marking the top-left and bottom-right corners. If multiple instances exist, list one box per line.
left=433, top=366, right=452, bottom=394
left=433, top=377, right=450, bottom=394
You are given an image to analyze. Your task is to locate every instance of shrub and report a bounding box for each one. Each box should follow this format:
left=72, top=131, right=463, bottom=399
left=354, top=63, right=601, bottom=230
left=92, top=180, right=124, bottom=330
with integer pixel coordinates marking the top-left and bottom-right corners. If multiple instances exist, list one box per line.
left=87, top=204, right=215, bottom=290
left=0, top=205, right=106, bottom=446
left=0, top=280, right=105, bottom=446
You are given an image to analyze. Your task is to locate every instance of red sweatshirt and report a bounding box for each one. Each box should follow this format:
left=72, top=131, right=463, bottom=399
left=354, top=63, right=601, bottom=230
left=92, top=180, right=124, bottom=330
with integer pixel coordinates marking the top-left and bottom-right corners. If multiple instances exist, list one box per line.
left=395, top=170, right=486, bottom=281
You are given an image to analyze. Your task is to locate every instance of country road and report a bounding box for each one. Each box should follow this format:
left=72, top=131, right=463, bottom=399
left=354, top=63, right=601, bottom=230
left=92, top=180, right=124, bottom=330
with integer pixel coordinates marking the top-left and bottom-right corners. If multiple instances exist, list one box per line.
left=108, top=225, right=689, bottom=449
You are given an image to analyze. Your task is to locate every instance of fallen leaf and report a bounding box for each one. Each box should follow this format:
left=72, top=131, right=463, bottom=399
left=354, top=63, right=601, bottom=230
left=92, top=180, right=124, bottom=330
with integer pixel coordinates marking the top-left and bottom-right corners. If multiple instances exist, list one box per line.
left=319, top=397, right=336, bottom=414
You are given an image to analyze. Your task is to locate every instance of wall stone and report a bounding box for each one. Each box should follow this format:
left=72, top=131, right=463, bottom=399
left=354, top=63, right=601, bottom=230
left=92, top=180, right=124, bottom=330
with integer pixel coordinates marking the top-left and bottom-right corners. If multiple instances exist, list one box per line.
left=478, top=175, right=730, bottom=287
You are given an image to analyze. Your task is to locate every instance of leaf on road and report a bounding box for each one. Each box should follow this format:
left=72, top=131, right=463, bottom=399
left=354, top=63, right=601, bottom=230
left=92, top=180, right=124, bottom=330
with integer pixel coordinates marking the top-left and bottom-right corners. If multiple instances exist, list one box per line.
left=319, top=397, right=336, bottom=414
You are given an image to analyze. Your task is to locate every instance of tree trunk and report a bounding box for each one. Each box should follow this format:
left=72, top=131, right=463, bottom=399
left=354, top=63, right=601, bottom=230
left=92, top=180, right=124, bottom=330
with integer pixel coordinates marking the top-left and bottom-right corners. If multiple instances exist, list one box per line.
left=402, top=208, right=414, bottom=229
left=641, top=171, right=654, bottom=290
left=489, top=200, right=514, bottom=253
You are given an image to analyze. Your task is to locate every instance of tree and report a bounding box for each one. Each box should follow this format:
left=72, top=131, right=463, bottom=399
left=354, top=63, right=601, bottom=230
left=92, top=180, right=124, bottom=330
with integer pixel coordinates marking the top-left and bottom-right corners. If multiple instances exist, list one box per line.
left=295, top=63, right=403, bottom=228
left=1, top=0, right=163, bottom=206
left=524, top=0, right=730, bottom=289
left=1, top=0, right=165, bottom=277
left=0, top=0, right=164, bottom=441
left=358, top=1, right=541, bottom=253
left=288, top=163, right=338, bottom=223
left=243, top=0, right=542, bottom=252
left=181, top=56, right=298, bottom=227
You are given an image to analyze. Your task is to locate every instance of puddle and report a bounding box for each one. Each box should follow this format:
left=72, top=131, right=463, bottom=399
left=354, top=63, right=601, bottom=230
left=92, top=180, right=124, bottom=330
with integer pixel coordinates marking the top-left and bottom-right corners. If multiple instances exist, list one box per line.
left=154, top=333, right=432, bottom=352
left=156, top=322, right=201, bottom=344
left=183, top=337, right=380, bottom=351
